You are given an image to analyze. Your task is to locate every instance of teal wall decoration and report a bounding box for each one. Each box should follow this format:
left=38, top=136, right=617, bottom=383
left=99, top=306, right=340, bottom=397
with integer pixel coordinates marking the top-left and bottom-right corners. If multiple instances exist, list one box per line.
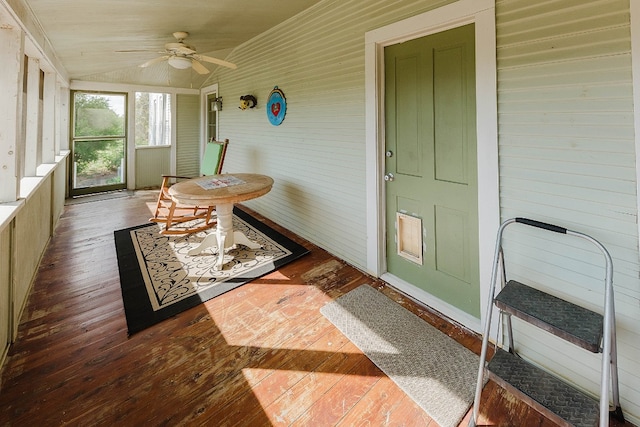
left=266, top=86, right=286, bottom=126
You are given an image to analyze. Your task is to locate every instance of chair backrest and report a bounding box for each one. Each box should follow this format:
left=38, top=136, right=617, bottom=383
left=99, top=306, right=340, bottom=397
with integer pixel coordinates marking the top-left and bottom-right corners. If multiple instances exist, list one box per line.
left=200, top=138, right=229, bottom=176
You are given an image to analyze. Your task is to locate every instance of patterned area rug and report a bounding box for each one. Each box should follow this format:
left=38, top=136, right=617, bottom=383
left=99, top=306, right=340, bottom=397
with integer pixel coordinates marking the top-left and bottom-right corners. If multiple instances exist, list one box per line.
left=321, top=284, right=479, bottom=427
left=114, top=207, right=309, bottom=335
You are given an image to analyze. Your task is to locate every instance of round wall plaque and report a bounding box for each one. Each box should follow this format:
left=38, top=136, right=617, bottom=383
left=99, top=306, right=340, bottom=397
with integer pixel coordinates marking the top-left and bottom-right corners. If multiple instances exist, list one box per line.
left=266, top=86, right=286, bottom=126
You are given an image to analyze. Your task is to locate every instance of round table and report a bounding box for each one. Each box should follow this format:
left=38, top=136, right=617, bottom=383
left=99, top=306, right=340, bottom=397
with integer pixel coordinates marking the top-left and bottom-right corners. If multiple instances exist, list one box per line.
left=169, top=173, right=274, bottom=270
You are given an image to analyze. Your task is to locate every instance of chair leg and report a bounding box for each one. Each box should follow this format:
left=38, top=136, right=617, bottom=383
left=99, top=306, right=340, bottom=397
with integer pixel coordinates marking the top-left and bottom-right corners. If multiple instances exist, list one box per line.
left=205, top=206, right=214, bottom=225
left=151, top=177, right=171, bottom=222
left=165, top=201, right=178, bottom=232
left=153, top=188, right=166, bottom=219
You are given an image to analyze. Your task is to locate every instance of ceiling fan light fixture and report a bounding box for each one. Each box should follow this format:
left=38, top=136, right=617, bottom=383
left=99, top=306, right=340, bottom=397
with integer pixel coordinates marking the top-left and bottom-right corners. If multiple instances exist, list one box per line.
left=168, top=56, right=192, bottom=69
left=139, top=31, right=235, bottom=72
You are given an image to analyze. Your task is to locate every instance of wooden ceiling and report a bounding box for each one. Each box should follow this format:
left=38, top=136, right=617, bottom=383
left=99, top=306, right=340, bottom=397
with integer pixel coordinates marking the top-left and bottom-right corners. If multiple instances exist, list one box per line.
left=23, top=0, right=323, bottom=88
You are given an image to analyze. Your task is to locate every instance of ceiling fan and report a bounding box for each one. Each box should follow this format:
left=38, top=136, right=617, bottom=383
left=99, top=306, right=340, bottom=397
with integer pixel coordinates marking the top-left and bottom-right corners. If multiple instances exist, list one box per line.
left=139, top=31, right=237, bottom=74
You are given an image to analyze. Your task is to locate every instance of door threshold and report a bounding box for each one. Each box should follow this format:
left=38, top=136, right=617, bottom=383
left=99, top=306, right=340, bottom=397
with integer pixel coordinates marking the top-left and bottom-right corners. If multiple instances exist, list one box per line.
left=65, top=190, right=134, bottom=205
left=381, top=272, right=482, bottom=333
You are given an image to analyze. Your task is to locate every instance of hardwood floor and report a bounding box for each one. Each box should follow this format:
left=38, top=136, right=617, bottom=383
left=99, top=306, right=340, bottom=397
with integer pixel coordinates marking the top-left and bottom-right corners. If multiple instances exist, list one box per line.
left=0, top=191, right=632, bottom=426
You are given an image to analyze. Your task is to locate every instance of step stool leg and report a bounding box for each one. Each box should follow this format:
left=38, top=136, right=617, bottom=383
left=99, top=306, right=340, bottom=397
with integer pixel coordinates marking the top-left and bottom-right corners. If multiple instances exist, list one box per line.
left=470, top=222, right=513, bottom=426
left=609, top=302, right=624, bottom=422
left=498, top=249, right=515, bottom=353
left=471, top=282, right=497, bottom=426
left=470, top=331, right=490, bottom=426
left=505, top=313, right=514, bottom=352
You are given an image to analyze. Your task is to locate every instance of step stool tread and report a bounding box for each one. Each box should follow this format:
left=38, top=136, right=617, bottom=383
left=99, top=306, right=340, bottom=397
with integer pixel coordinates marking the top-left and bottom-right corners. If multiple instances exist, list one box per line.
left=495, top=280, right=603, bottom=352
left=488, top=348, right=599, bottom=427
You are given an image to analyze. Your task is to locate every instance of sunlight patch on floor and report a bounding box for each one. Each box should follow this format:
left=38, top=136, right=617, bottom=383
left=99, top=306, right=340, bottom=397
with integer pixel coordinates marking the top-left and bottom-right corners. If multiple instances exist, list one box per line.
left=203, top=283, right=331, bottom=347
left=243, top=368, right=358, bottom=424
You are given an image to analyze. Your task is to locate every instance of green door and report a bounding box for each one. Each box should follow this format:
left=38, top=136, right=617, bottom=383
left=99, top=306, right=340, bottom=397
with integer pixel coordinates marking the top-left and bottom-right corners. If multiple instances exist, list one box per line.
left=384, top=24, right=479, bottom=317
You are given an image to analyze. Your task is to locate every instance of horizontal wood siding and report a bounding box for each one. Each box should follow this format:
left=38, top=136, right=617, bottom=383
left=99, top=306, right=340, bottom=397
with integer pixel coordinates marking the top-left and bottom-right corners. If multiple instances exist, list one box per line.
left=52, top=162, right=67, bottom=228
left=0, top=225, right=10, bottom=368
left=13, top=177, right=52, bottom=334
left=135, top=146, right=171, bottom=189
left=205, top=0, right=456, bottom=268
left=175, top=94, right=200, bottom=178
left=496, top=0, right=639, bottom=420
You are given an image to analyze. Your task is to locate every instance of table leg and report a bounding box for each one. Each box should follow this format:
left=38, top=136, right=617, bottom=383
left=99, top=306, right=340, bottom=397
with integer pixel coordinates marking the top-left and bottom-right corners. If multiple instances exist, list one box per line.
left=187, top=203, right=233, bottom=255
left=212, top=203, right=233, bottom=270
left=232, top=231, right=261, bottom=250
left=186, top=203, right=262, bottom=270
left=187, top=233, right=219, bottom=257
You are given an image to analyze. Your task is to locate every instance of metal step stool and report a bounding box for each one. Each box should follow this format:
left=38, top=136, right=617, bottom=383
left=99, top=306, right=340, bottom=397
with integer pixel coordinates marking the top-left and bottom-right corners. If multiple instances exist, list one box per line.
left=469, top=218, right=624, bottom=427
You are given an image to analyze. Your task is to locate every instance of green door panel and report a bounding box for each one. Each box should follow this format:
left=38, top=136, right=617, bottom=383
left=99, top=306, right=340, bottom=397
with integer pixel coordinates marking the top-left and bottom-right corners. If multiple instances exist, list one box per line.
left=384, top=24, right=479, bottom=317
left=435, top=205, right=470, bottom=282
left=434, top=44, right=468, bottom=184
left=396, top=55, right=422, bottom=177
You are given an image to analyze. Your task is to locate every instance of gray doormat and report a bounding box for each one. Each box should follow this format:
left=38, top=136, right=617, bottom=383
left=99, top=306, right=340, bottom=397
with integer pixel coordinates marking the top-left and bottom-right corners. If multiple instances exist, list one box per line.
left=320, top=284, right=479, bottom=427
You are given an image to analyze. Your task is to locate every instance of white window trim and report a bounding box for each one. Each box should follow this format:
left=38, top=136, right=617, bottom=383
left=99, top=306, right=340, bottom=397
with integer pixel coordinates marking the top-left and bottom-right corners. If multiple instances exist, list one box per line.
left=631, top=1, right=640, bottom=257
left=24, top=56, right=40, bottom=177
left=364, top=0, right=498, bottom=332
left=41, top=71, right=56, bottom=164
left=170, top=93, right=178, bottom=176
left=0, top=12, right=22, bottom=203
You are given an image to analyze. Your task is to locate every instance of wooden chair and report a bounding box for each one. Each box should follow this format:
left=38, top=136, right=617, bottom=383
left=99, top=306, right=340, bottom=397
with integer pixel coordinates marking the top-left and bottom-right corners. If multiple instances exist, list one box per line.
left=149, top=138, right=229, bottom=234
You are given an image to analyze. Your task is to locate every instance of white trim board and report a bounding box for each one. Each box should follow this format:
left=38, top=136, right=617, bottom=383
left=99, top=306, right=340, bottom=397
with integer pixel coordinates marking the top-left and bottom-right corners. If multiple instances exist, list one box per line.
left=631, top=0, right=640, bottom=264
left=364, top=0, right=498, bottom=333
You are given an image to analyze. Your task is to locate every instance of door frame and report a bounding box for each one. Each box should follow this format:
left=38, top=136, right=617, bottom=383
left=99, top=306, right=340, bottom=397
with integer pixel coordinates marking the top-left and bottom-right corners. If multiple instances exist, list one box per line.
left=69, top=90, right=128, bottom=197
left=200, top=83, right=219, bottom=147
left=364, top=0, right=498, bottom=332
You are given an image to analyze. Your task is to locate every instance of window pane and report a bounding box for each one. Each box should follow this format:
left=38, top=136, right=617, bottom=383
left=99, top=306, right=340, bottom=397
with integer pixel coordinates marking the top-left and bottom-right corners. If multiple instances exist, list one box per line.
left=72, top=138, right=125, bottom=188
left=135, top=92, right=171, bottom=146
left=207, top=93, right=217, bottom=141
left=73, top=93, right=125, bottom=137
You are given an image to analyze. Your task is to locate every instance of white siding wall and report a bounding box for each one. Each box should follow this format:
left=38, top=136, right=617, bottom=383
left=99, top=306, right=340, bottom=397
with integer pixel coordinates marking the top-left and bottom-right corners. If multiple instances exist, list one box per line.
left=135, top=146, right=171, bottom=189
left=208, top=0, right=640, bottom=422
left=496, top=0, right=639, bottom=421
left=206, top=0, right=457, bottom=268
left=13, top=178, right=51, bottom=327
left=0, top=0, right=69, bottom=371
left=175, top=94, right=201, bottom=177
left=0, top=225, right=10, bottom=367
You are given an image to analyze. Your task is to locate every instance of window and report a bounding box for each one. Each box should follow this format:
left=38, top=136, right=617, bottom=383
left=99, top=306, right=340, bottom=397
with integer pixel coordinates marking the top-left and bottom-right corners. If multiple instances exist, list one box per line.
left=206, top=92, right=218, bottom=141
left=135, top=92, right=171, bottom=146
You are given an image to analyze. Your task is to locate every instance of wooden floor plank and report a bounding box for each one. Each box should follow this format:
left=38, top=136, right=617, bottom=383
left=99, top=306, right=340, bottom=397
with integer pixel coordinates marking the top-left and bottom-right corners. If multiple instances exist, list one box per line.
left=199, top=326, right=353, bottom=426
left=386, top=394, right=437, bottom=427
left=244, top=340, right=365, bottom=426
left=139, top=303, right=340, bottom=424
left=335, top=375, right=407, bottom=426
left=0, top=191, right=633, bottom=427
left=289, top=357, right=384, bottom=426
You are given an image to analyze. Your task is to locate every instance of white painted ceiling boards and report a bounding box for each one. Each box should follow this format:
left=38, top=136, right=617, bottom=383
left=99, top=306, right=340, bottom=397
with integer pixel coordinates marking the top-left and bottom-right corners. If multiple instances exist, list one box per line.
left=22, top=0, right=323, bottom=88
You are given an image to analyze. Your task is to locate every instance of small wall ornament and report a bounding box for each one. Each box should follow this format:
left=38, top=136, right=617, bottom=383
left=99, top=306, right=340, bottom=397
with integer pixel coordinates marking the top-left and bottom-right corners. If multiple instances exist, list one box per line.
left=266, top=86, right=286, bottom=126
left=239, top=95, right=257, bottom=110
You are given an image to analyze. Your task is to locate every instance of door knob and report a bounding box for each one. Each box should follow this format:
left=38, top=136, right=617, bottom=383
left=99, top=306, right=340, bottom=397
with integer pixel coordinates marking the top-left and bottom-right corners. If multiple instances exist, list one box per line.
left=384, top=173, right=395, bottom=182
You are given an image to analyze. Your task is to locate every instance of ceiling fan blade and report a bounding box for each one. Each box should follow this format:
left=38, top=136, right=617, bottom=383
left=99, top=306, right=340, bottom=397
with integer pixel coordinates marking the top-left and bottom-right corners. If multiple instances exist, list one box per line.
left=191, top=59, right=210, bottom=75
left=116, top=49, right=156, bottom=53
left=139, top=56, right=169, bottom=68
left=193, top=54, right=237, bottom=70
